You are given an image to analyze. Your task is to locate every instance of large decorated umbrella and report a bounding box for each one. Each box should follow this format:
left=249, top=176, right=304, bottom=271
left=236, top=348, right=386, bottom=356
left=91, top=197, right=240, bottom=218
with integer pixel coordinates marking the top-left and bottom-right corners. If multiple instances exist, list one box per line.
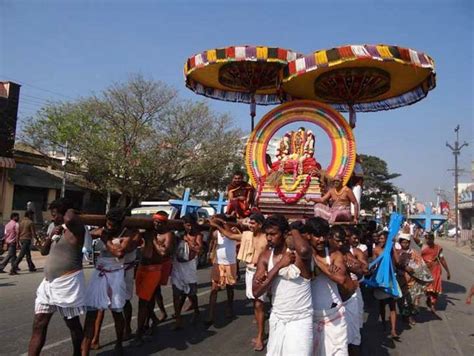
left=184, top=45, right=301, bottom=130
left=281, top=44, right=436, bottom=127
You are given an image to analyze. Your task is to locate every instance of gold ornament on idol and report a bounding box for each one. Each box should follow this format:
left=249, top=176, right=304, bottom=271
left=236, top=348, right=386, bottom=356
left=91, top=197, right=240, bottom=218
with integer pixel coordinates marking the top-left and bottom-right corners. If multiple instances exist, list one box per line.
left=280, top=175, right=304, bottom=192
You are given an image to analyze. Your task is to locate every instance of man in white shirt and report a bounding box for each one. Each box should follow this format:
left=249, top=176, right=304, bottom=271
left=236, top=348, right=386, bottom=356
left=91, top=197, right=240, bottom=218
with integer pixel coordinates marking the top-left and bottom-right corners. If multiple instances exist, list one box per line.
left=206, top=214, right=238, bottom=326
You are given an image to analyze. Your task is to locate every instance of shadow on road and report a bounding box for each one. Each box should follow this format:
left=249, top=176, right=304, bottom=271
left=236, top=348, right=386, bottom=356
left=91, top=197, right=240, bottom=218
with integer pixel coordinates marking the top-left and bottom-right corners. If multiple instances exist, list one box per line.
left=94, top=281, right=255, bottom=355
left=442, top=280, right=467, bottom=294
left=0, top=281, right=17, bottom=287
left=96, top=312, right=217, bottom=355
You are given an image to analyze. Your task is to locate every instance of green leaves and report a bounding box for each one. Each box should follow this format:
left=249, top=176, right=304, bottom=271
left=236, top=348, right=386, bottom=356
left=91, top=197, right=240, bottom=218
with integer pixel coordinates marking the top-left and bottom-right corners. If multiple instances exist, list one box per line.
left=22, top=75, right=243, bottom=206
left=359, top=154, right=401, bottom=211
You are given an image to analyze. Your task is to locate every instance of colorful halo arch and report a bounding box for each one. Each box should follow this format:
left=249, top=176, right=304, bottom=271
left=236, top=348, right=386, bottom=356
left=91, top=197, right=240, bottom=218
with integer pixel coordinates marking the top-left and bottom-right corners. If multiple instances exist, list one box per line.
left=245, top=100, right=356, bottom=187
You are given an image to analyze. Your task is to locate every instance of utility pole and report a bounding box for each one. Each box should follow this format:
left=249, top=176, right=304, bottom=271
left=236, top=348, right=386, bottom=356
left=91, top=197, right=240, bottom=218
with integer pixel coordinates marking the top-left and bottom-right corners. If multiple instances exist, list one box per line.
left=446, top=125, right=468, bottom=245
left=60, top=141, right=69, bottom=198
left=435, top=186, right=442, bottom=212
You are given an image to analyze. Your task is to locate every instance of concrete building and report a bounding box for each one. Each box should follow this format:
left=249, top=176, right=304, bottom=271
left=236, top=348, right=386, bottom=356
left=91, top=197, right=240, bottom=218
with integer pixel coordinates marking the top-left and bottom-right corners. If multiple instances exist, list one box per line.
left=391, top=191, right=417, bottom=215
left=0, top=82, right=20, bottom=222
left=0, top=81, right=107, bottom=224
left=457, top=162, right=473, bottom=247
left=1, top=142, right=107, bottom=224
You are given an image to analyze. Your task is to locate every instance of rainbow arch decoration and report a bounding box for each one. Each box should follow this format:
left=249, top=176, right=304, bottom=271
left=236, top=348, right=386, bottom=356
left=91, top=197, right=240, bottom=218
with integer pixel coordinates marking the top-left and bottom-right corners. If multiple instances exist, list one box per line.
left=245, top=100, right=356, bottom=188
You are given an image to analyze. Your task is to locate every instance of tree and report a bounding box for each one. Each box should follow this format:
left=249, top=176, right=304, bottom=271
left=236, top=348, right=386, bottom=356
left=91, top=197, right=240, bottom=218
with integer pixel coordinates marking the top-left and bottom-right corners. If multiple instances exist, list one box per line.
left=22, top=74, right=244, bottom=207
left=359, top=154, right=400, bottom=211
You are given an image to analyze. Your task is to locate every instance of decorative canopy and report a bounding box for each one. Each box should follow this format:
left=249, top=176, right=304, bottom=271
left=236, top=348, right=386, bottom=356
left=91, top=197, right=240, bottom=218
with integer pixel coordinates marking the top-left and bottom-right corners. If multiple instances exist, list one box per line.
left=184, top=45, right=301, bottom=105
left=281, top=44, right=436, bottom=113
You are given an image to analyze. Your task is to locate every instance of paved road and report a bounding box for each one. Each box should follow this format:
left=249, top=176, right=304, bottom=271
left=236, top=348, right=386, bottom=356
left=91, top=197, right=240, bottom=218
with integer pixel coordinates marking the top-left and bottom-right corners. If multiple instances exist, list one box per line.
left=1, top=241, right=473, bottom=356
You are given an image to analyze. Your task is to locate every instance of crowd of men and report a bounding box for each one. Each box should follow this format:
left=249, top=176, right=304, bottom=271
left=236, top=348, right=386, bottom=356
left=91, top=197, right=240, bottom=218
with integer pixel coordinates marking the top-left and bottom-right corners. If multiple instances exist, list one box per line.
left=1, top=191, right=464, bottom=356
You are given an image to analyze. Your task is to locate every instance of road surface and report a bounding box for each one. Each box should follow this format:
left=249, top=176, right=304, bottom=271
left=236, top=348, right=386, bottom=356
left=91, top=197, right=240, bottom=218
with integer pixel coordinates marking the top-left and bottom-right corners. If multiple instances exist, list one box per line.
left=1, top=240, right=473, bottom=355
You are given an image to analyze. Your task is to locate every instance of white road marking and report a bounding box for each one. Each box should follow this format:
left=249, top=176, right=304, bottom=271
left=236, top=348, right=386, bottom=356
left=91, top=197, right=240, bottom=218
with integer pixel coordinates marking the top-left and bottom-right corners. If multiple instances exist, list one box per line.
left=19, top=287, right=213, bottom=355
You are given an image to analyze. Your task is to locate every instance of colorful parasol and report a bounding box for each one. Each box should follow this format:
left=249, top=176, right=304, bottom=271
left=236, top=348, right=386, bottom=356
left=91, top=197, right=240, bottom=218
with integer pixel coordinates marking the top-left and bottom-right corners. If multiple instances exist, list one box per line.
left=184, top=45, right=301, bottom=129
left=281, top=44, right=436, bottom=127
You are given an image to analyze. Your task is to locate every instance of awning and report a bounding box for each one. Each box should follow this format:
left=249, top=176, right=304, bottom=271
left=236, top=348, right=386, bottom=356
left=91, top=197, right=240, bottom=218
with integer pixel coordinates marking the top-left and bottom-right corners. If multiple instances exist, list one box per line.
left=0, top=157, right=16, bottom=169
left=8, top=163, right=83, bottom=191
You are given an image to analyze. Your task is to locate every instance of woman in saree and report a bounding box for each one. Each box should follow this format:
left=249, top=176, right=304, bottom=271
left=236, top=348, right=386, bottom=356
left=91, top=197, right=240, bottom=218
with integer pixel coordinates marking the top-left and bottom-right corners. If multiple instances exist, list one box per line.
left=395, top=234, right=432, bottom=325
left=421, top=233, right=451, bottom=315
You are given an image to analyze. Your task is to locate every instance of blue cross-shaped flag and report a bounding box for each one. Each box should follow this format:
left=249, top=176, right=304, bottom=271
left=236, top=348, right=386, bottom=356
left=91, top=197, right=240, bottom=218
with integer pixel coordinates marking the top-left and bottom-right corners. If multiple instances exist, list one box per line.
left=168, top=188, right=203, bottom=218
left=409, top=205, right=447, bottom=232
left=208, top=192, right=228, bottom=214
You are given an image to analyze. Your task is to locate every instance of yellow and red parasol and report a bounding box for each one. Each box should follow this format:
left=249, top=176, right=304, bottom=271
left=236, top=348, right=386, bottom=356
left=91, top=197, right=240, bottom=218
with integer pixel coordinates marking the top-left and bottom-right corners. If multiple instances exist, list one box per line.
left=281, top=44, right=436, bottom=127
left=184, top=45, right=301, bottom=129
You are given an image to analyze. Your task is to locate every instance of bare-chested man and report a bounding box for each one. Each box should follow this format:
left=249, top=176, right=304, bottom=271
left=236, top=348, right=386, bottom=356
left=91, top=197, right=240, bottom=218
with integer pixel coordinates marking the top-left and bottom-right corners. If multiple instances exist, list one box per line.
left=89, top=212, right=142, bottom=350
left=307, top=174, right=359, bottom=224
left=148, top=212, right=175, bottom=328
left=306, top=218, right=355, bottom=356
left=28, top=199, right=85, bottom=356
left=209, top=212, right=268, bottom=351
left=332, top=227, right=368, bottom=356
left=171, top=214, right=203, bottom=329
left=82, top=208, right=140, bottom=356
left=253, top=214, right=314, bottom=356
left=133, top=211, right=174, bottom=345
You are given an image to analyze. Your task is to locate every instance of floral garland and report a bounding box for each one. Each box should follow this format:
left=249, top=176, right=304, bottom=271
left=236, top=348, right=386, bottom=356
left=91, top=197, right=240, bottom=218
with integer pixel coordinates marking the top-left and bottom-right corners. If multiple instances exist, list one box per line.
left=280, top=175, right=304, bottom=192
left=255, top=176, right=265, bottom=206
left=276, top=174, right=312, bottom=204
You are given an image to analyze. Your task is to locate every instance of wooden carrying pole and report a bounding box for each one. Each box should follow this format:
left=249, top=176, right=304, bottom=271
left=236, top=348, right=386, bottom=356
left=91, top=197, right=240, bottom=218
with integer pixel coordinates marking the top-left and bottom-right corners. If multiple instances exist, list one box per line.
left=79, top=214, right=180, bottom=230
left=78, top=214, right=214, bottom=231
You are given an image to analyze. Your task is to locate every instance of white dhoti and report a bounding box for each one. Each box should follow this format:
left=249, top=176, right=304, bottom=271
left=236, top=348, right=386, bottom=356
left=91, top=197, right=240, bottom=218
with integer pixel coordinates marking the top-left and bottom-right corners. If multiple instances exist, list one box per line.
left=313, top=304, right=348, bottom=356
left=85, top=257, right=126, bottom=311
left=35, top=270, right=86, bottom=319
left=245, top=266, right=266, bottom=301
left=267, top=312, right=313, bottom=356
left=343, top=293, right=361, bottom=346
left=171, top=257, right=197, bottom=295
left=123, top=250, right=136, bottom=301
left=355, top=287, right=364, bottom=328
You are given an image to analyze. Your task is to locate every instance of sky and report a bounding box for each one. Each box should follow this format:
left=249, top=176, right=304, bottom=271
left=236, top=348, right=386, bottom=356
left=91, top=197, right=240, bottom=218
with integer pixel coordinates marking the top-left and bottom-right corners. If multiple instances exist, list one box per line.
left=1, top=0, right=473, bottom=203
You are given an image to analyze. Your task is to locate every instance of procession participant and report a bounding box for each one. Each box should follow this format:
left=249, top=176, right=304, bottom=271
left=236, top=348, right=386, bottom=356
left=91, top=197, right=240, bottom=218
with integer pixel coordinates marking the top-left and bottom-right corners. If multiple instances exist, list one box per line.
left=211, top=212, right=268, bottom=350
left=13, top=210, right=37, bottom=272
left=0, top=212, right=20, bottom=275
left=361, top=220, right=377, bottom=258
left=307, top=175, right=359, bottom=224
left=28, top=199, right=85, bottom=356
left=151, top=211, right=175, bottom=324
left=346, top=227, right=368, bottom=332
left=122, top=230, right=141, bottom=339
left=226, top=171, right=255, bottom=218
left=89, top=213, right=142, bottom=350
left=373, top=232, right=399, bottom=339
left=347, top=227, right=368, bottom=259
left=171, top=214, right=202, bottom=329
left=421, top=233, right=451, bottom=315
left=466, top=284, right=474, bottom=304
left=306, top=217, right=350, bottom=356
left=82, top=208, right=139, bottom=356
left=330, top=227, right=365, bottom=356
left=133, top=211, right=174, bottom=345
left=253, top=214, right=314, bottom=356
left=394, top=234, right=431, bottom=325
left=204, top=214, right=239, bottom=326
